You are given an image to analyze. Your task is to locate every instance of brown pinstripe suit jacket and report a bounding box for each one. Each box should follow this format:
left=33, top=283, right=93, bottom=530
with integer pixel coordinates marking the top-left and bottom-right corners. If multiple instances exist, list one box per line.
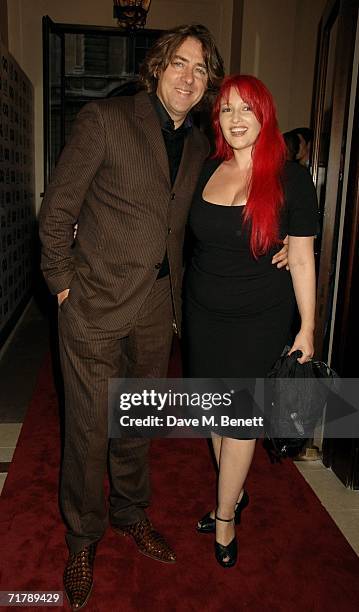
left=39, top=91, right=209, bottom=333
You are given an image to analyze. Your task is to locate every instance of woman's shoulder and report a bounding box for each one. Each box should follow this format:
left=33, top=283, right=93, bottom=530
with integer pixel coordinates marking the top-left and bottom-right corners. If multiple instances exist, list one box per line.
left=281, top=162, right=319, bottom=235
left=201, top=156, right=222, bottom=180
left=193, top=157, right=222, bottom=203
left=282, top=161, right=317, bottom=201
left=282, top=160, right=314, bottom=186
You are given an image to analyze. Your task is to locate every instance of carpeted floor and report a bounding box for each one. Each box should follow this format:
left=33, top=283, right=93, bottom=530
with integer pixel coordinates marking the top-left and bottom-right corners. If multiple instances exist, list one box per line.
left=1, top=354, right=359, bottom=611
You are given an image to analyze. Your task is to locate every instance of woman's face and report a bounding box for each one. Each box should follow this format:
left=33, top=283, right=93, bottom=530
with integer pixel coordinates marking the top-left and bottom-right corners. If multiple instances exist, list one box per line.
left=219, top=88, right=261, bottom=153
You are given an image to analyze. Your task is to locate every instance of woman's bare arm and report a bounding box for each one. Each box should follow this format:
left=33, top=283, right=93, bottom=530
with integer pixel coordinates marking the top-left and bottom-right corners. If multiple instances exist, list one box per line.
left=287, top=235, right=316, bottom=363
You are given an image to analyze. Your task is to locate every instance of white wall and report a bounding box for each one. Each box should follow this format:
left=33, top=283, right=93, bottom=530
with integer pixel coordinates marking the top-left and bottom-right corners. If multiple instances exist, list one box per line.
left=147, top=0, right=233, bottom=70
left=241, top=0, right=327, bottom=131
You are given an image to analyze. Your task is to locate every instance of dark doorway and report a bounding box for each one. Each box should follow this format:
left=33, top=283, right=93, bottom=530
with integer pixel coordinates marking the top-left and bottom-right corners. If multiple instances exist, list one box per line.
left=42, top=16, right=162, bottom=188
left=310, top=0, right=358, bottom=488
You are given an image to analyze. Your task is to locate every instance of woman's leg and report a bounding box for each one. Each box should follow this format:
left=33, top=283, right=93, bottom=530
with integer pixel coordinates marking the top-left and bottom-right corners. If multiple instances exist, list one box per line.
left=211, top=431, right=222, bottom=465
left=216, top=438, right=256, bottom=551
left=205, top=433, right=249, bottom=521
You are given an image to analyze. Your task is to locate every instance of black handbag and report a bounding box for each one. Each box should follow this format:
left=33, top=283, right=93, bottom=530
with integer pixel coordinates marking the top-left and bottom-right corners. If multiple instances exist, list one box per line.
left=263, top=349, right=338, bottom=461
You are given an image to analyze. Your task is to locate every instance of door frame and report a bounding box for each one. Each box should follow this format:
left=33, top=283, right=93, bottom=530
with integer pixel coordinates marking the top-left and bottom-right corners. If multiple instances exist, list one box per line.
left=42, top=16, right=162, bottom=189
left=311, top=0, right=358, bottom=362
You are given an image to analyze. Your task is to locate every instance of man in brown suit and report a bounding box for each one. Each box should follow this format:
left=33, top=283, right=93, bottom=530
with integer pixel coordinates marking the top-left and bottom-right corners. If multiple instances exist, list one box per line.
left=39, top=24, right=224, bottom=610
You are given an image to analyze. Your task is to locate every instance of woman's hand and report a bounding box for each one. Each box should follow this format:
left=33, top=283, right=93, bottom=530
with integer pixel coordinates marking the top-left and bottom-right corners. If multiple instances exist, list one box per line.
left=272, top=235, right=289, bottom=269
left=288, top=328, right=314, bottom=364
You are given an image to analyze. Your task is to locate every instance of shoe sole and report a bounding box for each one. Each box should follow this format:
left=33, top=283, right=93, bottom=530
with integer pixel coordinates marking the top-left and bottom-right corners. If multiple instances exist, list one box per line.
left=138, top=548, right=176, bottom=564
left=217, top=560, right=237, bottom=569
left=64, top=581, right=93, bottom=611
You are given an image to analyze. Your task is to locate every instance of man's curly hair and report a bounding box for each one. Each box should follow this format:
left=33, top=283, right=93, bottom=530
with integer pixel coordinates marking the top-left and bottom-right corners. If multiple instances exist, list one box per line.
left=140, top=24, right=224, bottom=105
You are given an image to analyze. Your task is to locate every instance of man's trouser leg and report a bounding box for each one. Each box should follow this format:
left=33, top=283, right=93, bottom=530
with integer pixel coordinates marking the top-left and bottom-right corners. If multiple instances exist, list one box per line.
left=109, top=275, right=174, bottom=527
left=58, top=276, right=174, bottom=551
left=58, top=300, right=130, bottom=553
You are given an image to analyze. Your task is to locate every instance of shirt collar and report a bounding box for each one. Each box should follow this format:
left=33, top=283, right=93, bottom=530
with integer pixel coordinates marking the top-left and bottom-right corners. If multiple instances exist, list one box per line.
left=150, top=94, right=193, bottom=133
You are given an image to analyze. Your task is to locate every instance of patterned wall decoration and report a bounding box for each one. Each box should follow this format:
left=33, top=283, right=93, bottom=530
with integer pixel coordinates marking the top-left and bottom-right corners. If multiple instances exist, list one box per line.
left=0, top=42, right=35, bottom=344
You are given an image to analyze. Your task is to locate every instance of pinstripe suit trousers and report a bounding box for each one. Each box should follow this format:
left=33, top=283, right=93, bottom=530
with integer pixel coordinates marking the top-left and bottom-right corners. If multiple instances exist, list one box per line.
left=58, top=275, right=173, bottom=553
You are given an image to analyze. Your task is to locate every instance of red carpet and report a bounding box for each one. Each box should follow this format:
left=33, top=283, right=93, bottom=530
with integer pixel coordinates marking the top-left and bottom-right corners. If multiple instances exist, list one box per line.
left=1, top=353, right=359, bottom=611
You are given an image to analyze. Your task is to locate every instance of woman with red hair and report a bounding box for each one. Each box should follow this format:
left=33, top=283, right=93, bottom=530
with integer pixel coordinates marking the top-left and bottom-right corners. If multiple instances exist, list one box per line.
left=184, top=75, right=318, bottom=568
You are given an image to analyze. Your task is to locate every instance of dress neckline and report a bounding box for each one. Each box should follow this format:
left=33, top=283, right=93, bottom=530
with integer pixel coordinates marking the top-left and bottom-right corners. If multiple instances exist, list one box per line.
left=201, top=195, right=246, bottom=208
left=201, top=159, right=247, bottom=208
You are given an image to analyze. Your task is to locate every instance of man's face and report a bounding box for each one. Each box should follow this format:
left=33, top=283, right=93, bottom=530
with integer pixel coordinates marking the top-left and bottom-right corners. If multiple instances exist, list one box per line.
left=156, top=37, right=208, bottom=128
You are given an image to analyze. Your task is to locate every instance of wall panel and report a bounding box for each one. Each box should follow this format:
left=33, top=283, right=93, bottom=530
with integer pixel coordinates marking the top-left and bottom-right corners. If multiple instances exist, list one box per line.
left=0, top=41, right=35, bottom=342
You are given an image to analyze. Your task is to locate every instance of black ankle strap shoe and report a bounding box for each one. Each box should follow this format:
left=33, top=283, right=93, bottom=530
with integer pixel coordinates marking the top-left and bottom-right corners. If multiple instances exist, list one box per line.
left=197, top=490, right=249, bottom=534
left=214, top=515, right=238, bottom=568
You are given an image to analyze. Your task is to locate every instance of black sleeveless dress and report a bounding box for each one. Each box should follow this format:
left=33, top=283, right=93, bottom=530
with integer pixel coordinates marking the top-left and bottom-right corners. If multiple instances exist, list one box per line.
left=183, top=159, right=318, bottom=383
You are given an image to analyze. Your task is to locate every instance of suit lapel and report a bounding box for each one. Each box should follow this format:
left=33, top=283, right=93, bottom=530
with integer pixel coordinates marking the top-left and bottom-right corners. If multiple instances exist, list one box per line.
left=134, top=91, right=170, bottom=186
left=173, top=129, right=201, bottom=191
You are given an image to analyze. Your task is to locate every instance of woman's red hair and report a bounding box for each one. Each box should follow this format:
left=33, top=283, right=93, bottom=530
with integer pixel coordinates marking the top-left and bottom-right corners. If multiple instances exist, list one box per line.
left=212, top=75, right=286, bottom=257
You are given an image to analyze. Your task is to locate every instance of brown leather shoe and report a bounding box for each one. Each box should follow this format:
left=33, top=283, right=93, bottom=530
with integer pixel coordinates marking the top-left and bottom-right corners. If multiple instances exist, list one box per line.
left=114, top=519, right=176, bottom=564
left=63, top=543, right=96, bottom=610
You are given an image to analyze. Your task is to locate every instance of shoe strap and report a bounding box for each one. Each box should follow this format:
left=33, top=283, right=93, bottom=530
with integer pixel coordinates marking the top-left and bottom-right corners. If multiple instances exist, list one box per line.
left=215, top=514, right=235, bottom=522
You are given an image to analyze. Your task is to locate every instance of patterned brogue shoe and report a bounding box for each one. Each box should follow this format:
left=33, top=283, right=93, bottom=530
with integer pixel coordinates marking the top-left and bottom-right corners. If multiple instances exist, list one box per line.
left=63, top=543, right=97, bottom=610
left=114, top=519, right=176, bottom=564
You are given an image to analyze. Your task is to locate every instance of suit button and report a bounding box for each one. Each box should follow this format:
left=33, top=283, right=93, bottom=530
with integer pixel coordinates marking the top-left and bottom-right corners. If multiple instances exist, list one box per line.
left=155, top=263, right=162, bottom=269
left=168, top=228, right=172, bottom=234
left=170, top=193, right=175, bottom=200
